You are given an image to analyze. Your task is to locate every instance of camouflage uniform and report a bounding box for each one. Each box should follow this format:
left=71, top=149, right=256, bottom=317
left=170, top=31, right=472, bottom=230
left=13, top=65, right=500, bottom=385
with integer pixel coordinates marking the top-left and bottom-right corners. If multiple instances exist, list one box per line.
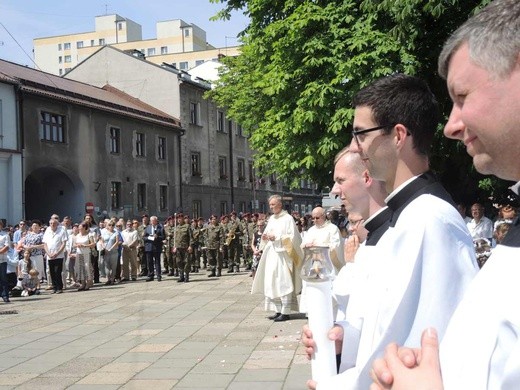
left=173, top=218, right=192, bottom=282
left=164, top=221, right=177, bottom=276
left=205, top=219, right=225, bottom=277
left=226, top=216, right=243, bottom=273
left=190, top=221, right=202, bottom=272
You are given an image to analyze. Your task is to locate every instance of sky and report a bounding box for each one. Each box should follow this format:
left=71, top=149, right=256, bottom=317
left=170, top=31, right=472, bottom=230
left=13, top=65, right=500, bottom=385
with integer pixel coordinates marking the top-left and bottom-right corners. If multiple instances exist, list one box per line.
left=0, top=0, right=249, bottom=67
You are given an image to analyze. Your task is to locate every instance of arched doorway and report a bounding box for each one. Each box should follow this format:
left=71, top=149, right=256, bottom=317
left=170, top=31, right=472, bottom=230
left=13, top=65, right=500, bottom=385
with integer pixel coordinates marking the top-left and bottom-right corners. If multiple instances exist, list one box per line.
left=25, top=167, right=85, bottom=223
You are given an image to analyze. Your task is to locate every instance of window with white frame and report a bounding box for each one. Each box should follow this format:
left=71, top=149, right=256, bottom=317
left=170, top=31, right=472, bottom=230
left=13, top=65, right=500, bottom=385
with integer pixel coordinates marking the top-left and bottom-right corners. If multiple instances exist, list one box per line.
left=76, top=41, right=83, bottom=48
left=184, top=28, right=190, bottom=37
left=99, top=38, right=105, bottom=45
left=159, top=185, right=168, bottom=210
left=64, top=55, right=71, bottom=63
left=195, top=59, right=204, bottom=66
left=237, top=159, right=245, bottom=181
left=220, top=201, right=228, bottom=215
left=58, top=56, right=62, bottom=64
left=180, top=61, right=188, bottom=70
left=161, top=46, right=168, bottom=54
left=135, top=132, right=145, bottom=157
left=58, top=43, right=62, bottom=51
left=111, top=181, right=121, bottom=209
left=137, top=183, right=146, bottom=210
left=64, top=42, right=71, bottom=50
left=147, top=48, right=156, bottom=56
left=40, top=112, right=65, bottom=143
left=109, top=127, right=120, bottom=154
left=217, top=111, right=225, bottom=132
left=157, top=136, right=166, bottom=160
left=192, top=200, right=202, bottom=219
left=191, top=152, right=201, bottom=176
left=189, top=102, right=200, bottom=125
left=248, top=161, right=254, bottom=182
left=219, top=156, right=227, bottom=179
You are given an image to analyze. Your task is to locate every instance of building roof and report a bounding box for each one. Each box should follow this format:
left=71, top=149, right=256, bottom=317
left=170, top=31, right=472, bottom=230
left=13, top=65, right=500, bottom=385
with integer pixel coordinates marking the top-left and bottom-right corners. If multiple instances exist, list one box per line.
left=0, top=59, right=182, bottom=129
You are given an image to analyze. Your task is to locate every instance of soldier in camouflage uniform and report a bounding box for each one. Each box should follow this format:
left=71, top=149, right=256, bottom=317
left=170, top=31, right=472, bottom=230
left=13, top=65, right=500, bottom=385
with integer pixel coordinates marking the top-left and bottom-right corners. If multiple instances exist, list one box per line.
left=137, top=214, right=149, bottom=276
left=226, top=211, right=243, bottom=273
left=197, top=218, right=208, bottom=269
left=205, top=215, right=225, bottom=277
left=164, top=217, right=177, bottom=276
left=173, top=213, right=192, bottom=282
left=190, top=218, right=202, bottom=273
left=220, top=215, right=230, bottom=269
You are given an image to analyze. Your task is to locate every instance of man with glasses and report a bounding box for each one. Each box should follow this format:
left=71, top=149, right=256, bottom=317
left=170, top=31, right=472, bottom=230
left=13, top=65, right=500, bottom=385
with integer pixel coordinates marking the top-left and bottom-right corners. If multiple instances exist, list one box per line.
left=310, top=74, right=478, bottom=389
left=370, top=1, right=520, bottom=388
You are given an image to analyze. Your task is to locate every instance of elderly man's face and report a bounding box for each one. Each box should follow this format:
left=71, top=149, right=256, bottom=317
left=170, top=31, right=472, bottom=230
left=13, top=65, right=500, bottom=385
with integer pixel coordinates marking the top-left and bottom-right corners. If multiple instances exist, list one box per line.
left=311, top=211, right=326, bottom=227
left=471, top=205, right=484, bottom=220
left=444, top=44, right=520, bottom=181
left=269, top=199, right=282, bottom=214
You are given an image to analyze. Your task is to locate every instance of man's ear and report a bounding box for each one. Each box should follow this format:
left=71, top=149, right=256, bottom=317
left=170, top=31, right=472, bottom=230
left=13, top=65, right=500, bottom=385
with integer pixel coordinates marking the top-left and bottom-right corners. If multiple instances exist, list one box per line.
left=362, top=169, right=372, bottom=185
left=394, top=124, right=409, bottom=147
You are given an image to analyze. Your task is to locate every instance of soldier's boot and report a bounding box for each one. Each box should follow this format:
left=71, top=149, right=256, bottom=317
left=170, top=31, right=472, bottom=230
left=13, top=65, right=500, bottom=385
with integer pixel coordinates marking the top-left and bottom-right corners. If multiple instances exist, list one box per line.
left=234, top=265, right=240, bottom=273
left=177, top=272, right=185, bottom=283
left=184, top=273, right=189, bottom=283
left=227, top=266, right=234, bottom=273
left=208, top=269, right=216, bottom=278
left=216, top=269, right=222, bottom=277
left=174, top=268, right=179, bottom=277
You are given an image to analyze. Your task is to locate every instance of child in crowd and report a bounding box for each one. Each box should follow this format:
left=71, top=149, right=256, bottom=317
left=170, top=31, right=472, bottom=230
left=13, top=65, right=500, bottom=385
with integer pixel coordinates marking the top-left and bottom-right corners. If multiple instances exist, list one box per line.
left=22, top=269, right=40, bottom=296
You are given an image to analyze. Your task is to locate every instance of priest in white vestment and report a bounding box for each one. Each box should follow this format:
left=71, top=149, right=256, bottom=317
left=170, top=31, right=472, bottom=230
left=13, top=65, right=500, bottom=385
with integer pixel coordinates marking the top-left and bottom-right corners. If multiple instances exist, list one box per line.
left=251, top=194, right=303, bottom=322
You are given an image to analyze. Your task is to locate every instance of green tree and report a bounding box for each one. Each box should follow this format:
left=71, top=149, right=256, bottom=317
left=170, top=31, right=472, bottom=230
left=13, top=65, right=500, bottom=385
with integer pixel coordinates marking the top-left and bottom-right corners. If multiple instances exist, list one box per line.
left=209, top=0, right=513, bottom=205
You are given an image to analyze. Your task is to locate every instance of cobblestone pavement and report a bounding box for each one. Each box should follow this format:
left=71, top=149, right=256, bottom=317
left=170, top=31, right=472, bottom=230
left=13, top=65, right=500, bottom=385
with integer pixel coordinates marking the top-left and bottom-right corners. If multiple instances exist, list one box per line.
left=0, top=271, right=311, bottom=389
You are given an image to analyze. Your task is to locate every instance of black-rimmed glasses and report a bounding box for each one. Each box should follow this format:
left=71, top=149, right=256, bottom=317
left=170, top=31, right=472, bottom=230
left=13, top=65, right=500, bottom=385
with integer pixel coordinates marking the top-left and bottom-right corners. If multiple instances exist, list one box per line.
left=351, top=124, right=394, bottom=145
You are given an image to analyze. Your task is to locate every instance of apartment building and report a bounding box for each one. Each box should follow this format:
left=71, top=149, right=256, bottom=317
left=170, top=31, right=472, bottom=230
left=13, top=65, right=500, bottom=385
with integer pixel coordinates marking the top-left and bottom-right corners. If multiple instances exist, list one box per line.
left=33, top=14, right=240, bottom=76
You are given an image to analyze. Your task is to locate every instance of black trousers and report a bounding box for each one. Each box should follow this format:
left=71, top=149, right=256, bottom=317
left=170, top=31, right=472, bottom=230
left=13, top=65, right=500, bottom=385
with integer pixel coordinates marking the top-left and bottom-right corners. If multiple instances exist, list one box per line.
left=146, top=251, right=161, bottom=279
left=48, top=258, right=64, bottom=291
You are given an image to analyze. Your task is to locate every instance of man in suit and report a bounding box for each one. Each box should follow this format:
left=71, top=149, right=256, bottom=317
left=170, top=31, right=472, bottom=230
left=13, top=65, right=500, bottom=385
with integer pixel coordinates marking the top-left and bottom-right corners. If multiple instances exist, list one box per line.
left=144, top=215, right=165, bottom=282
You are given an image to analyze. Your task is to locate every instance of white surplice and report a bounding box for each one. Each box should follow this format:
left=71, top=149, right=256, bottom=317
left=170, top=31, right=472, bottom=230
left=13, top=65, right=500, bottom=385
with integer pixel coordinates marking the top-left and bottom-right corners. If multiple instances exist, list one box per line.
left=318, top=193, right=479, bottom=389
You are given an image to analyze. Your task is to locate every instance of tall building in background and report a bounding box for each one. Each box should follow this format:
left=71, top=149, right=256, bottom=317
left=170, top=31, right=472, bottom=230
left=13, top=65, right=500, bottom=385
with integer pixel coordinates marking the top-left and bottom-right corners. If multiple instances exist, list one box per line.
left=33, top=14, right=240, bottom=76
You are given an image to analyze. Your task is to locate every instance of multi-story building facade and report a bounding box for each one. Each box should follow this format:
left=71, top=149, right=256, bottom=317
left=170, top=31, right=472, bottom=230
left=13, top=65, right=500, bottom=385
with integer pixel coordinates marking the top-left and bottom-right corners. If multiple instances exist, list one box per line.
left=65, top=46, right=321, bottom=218
left=0, top=58, right=183, bottom=224
left=33, top=14, right=240, bottom=76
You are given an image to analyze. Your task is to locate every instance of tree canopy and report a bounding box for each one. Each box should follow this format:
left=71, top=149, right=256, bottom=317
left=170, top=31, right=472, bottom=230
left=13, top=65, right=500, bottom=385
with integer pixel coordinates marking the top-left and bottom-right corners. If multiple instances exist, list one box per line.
left=208, top=0, right=516, bottom=206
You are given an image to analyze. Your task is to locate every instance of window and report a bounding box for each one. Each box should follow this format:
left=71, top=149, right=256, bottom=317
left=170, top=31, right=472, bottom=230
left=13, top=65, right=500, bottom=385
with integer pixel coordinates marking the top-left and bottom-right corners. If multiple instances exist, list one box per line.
left=40, top=112, right=65, bottom=143
left=161, top=46, right=168, bottom=54
left=189, top=102, right=200, bottom=125
left=195, top=59, right=204, bottom=66
left=192, top=200, right=202, bottom=219
left=64, top=67, right=71, bottom=73
left=240, top=201, right=247, bottom=213
left=237, top=124, right=244, bottom=137
left=58, top=43, right=62, bottom=51
left=135, top=132, right=145, bottom=157
left=191, top=152, right=201, bottom=176
left=109, top=127, right=120, bottom=154
left=59, top=69, right=63, bottom=76
left=217, top=111, right=225, bottom=132
left=270, top=173, right=277, bottom=185
left=99, top=38, right=105, bottom=45
left=237, top=159, right=245, bottom=181
left=180, top=61, right=188, bottom=70
left=58, top=56, right=62, bottom=64
left=248, top=161, right=254, bottom=182
left=219, top=157, right=227, bottom=179
left=90, top=39, right=95, bottom=46
left=76, top=41, right=83, bottom=48
left=159, top=185, right=168, bottom=210
left=111, top=182, right=121, bottom=209
left=147, top=48, right=156, bottom=56
left=64, top=55, right=71, bottom=63
left=227, top=119, right=233, bottom=134
left=157, top=136, right=166, bottom=160
left=137, top=183, right=146, bottom=210
left=220, top=201, right=228, bottom=216
left=117, top=22, right=123, bottom=30
left=184, top=28, right=190, bottom=37
left=64, top=42, right=71, bottom=50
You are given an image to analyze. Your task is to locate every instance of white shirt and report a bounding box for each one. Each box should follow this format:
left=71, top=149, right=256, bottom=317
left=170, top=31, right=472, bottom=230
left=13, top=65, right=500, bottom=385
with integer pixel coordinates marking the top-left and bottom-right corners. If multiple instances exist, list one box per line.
left=467, top=216, right=494, bottom=240
left=43, top=226, right=68, bottom=258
